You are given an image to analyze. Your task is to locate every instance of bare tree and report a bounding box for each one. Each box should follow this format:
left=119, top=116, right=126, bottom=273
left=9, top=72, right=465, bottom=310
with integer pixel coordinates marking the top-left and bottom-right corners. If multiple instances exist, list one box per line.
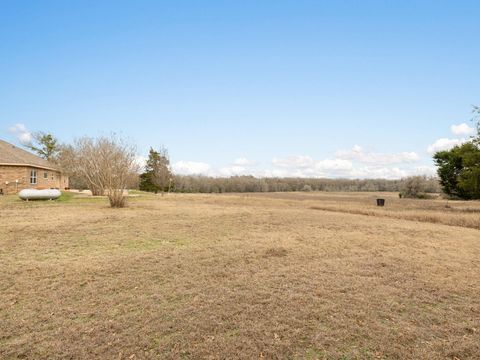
left=399, top=176, right=437, bottom=199
left=152, top=147, right=172, bottom=195
left=65, top=135, right=138, bottom=207
left=56, top=143, right=88, bottom=190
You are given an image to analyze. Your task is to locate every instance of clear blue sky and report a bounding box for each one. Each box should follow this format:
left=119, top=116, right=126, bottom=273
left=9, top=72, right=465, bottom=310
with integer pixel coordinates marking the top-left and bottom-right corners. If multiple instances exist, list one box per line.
left=1, top=1, right=479, bottom=178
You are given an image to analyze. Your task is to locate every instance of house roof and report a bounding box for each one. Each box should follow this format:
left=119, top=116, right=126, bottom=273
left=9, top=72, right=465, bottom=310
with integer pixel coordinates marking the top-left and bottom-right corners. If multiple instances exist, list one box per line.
left=0, top=139, right=61, bottom=171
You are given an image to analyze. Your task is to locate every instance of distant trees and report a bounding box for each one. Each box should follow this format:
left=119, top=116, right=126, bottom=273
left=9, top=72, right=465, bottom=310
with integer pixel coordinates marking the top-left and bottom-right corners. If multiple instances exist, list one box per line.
left=30, top=124, right=479, bottom=204
left=24, top=132, right=60, bottom=161
left=433, top=106, right=480, bottom=199
left=139, top=147, right=172, bottom=194
left=302, top=184, right=313, bottom=192
left=171, top=175, right=438, bottom=194
left=400, top=176, right=432, bottom=198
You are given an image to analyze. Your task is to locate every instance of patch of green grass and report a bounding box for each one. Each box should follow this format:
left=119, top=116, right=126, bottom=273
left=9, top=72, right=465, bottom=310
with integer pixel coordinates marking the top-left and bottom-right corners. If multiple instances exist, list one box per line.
left=129, top=189, right=153, bottom=195
left=74, top=196, right=108, bottom=203
left=305, top=348, right=325, bottom=359
left=56, top=191, right=75, bottom=202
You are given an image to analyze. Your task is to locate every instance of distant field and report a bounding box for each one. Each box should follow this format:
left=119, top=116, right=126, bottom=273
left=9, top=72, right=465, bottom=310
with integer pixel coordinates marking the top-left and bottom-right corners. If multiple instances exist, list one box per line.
left=1, top=192, right=479, bottom=359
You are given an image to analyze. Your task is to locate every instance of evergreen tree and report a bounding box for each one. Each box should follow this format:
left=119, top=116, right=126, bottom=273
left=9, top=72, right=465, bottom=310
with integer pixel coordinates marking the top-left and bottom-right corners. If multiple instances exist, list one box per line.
left=24, top=132, right=60, bottom=161
left=139, top=147, right=172, bottom=194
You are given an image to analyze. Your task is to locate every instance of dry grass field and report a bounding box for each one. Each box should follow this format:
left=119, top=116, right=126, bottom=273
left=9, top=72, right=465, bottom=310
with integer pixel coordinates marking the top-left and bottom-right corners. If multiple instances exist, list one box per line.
left=1, top=191, right=479, bottom=359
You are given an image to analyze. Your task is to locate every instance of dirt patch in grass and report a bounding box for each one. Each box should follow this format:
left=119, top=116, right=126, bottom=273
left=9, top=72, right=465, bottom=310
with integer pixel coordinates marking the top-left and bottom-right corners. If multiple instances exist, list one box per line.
left=264, top=247, right=288, bottom=258
left=1, top=192, right=479, bottom=359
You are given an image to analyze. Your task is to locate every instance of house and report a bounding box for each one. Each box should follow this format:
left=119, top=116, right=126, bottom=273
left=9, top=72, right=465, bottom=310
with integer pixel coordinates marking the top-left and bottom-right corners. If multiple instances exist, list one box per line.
left=0, top=139, right=69, bottom=195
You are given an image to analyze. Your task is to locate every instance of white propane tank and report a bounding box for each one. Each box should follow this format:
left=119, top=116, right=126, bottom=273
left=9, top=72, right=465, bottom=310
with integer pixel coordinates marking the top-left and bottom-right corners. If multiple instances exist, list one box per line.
left=18, top=189, right=62, bottom=200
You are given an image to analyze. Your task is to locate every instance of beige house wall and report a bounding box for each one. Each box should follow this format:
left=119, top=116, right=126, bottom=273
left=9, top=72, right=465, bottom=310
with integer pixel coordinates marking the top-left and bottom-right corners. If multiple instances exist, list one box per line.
left=0, top=165, right=68, bottom=195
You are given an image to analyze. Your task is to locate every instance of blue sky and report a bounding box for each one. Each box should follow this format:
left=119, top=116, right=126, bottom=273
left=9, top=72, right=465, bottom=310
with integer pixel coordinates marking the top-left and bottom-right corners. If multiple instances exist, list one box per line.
left=1, top=1, right=479, bottom=178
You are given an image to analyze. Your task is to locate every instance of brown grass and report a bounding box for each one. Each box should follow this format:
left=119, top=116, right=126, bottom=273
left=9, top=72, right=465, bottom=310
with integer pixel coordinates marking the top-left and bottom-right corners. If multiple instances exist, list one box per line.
left=1, top=192, right=479, bottom=359
left=253, top=192, right=480, bottom=230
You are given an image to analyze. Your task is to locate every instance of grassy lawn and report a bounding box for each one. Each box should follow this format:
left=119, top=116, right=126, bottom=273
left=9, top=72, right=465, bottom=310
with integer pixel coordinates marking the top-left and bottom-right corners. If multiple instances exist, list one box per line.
left=0, top=192, right=479, bottom=359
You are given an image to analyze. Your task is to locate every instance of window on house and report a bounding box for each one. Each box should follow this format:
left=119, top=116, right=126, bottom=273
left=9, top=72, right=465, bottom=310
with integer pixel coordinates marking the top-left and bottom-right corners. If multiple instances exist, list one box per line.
left=44, top=172, right=48, bottom=179
left=30, top=170, right=37, bottom=185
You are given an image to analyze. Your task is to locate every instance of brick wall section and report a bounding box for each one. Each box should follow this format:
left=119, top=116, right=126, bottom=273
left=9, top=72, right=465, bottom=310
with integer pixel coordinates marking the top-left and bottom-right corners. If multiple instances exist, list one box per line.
left=0, top=165, right=68, bottom=195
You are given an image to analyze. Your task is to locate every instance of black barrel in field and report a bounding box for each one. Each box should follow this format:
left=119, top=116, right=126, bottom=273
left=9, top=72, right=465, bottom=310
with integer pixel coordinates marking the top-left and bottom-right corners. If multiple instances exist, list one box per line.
left=376, top=198, right=385, bottom=207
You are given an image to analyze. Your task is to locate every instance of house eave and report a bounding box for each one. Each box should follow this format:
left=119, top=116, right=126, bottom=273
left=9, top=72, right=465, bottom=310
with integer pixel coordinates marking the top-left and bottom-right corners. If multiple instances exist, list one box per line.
left=0, top=163, right=62, bottom=172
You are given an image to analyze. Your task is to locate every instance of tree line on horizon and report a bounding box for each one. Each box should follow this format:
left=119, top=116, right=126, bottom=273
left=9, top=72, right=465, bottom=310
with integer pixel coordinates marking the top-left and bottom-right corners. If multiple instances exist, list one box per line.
left=21, top=105, right=480, bottom=205
left=21, top=133, right=442, bottom=200
left=172, top=175, right=441, bottom=195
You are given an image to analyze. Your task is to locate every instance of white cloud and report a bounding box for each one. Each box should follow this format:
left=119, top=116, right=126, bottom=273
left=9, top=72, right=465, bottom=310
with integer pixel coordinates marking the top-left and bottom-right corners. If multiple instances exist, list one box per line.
left=218, top=165, right=248, bottom=177
left=316, top=159, right=353, bottom=170
left=426, top=122, right=476, bottom=155
left=348, top=165, right=436, bottom=180
left=8, top=123, right=32, bottom=144
left=272, top=155, right=314, bottom=168
left=451, top=123, right=475, bottom=136
left=427, top=138, right=466, bottom=154
left=232, top=157, right=256, bottom=166
left=270, top=156, right=354, bottom=178
left=410, top=165, right=437, bottom=177
left=300, top=159, right=354, bottom=178
left=267, top=157, right=431, bottom=179
left=171, top=158, right=433, bottom=180
left=172, top=161, right=211, bottom=176
left=134, top=155, right=147, bottom=170
left=172, top=143, right=435, bottom=181
left=335, top=145, right=419, bottom=164
left=268, top=148, right=428, bottom=179
left=349, top=166, right=407, bottom=179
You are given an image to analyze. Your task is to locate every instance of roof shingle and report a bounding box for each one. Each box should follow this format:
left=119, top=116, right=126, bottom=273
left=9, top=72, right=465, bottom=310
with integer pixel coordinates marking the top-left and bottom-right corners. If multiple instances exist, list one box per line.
left=0, top=139, right=60, bottom=170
